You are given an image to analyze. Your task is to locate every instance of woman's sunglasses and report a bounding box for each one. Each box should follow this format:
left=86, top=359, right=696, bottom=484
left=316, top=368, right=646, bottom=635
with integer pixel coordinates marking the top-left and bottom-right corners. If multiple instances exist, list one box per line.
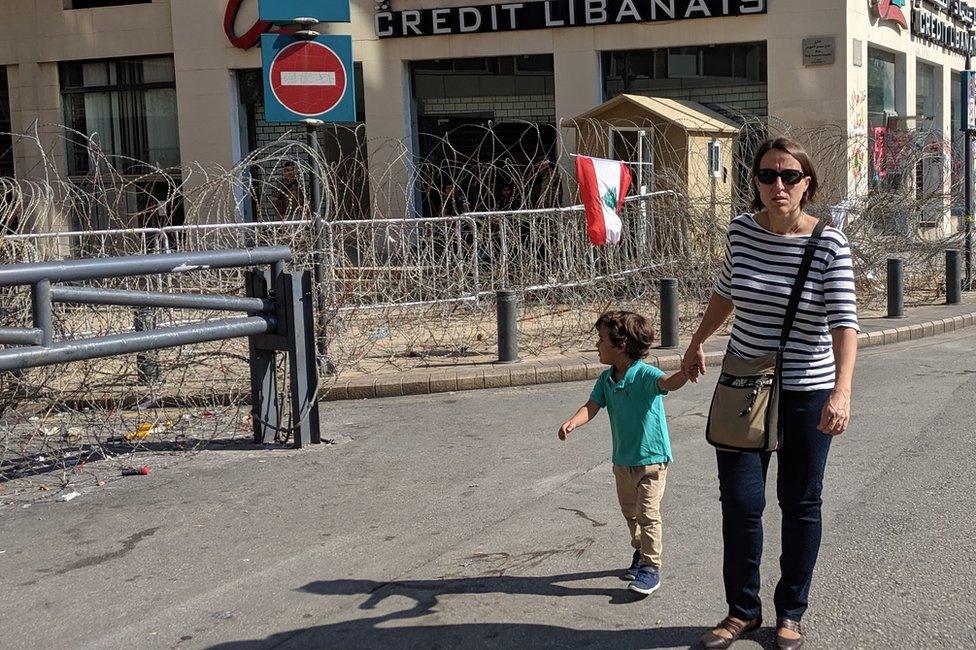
left=755, top=169, right=807, bottom=185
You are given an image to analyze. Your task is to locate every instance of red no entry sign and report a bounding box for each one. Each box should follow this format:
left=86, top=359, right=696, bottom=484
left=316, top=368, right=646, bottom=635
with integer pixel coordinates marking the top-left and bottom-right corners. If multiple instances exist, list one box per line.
left=268, top=41, right=348, bottom=117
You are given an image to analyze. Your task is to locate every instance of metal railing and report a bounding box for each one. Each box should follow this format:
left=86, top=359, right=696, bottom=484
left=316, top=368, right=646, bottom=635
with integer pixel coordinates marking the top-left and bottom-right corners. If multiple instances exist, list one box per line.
left=0, top=246, right=322, bottom=448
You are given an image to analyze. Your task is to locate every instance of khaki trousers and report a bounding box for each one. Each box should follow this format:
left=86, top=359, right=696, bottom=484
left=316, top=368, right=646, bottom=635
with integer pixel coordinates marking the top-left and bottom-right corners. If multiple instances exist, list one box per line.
left=613, top=463, right=668, bottom=569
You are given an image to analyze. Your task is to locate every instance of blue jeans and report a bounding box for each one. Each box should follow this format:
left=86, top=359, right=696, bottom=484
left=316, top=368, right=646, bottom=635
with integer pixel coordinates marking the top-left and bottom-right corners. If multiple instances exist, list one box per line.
left=716, top=388, right=832, bottom=622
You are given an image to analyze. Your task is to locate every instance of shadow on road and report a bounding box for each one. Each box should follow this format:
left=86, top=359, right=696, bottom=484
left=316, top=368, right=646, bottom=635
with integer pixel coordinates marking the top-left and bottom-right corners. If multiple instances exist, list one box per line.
left=206, top=570, right=763, bottom=649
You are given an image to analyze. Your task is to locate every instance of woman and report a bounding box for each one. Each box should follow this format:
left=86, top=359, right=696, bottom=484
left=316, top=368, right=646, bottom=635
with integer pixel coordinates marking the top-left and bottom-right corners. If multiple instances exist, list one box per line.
left=683, top=138, right=858, bottom=649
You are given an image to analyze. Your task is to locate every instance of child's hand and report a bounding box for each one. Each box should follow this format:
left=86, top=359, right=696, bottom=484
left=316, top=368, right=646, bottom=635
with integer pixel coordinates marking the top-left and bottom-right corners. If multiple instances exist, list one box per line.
left=558, top=420, right=574, bottom=441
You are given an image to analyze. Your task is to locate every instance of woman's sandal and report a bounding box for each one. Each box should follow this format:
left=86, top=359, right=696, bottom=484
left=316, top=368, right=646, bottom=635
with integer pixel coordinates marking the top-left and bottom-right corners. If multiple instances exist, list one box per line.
left=775, top=618, right=803, bottom=650
left=699, top=616, right=762, bottom=649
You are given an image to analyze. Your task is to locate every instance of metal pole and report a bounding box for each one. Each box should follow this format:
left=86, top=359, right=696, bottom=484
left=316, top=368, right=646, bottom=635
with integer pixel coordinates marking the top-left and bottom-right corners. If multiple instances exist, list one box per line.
left=0, top=316, right=274, bottom=372
left=947, top=249, right=962, bottom=305
left=660, top=278, right=679, bottom=348
left=31, top=279, right=53, bottom=346
left=496, top=289, right=519, bottom=363
left=134, top=306, right=160, bottom=385
left=304, top=118, right=333, bottom=373
left=887, top=258, right=904, bottom=318
left=967, top=52, right=974, bottom=291
left=0, top=246, right=291, bottom=287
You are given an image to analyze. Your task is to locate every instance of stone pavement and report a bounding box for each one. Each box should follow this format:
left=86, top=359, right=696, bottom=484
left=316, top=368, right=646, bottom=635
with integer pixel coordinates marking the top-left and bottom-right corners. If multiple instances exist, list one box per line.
left=325, top=292, right=976, bottom=401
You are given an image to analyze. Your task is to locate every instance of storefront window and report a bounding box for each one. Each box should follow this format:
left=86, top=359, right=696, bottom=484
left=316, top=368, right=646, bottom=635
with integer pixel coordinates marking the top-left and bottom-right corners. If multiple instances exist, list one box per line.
left=951, top=70, right=964, bottom=217
left=410, top=55, right=557, bottom=214
left=867, top=48, right=897, bottom=121
left=60, top=56, right=180, bottom=176
left=867, top=48, right=898, bottom=192
left=601, top=42, right=767, bottom=119
left=916, top=61, right=936, bottom=123
left=914, top=61, right=940, bottom=218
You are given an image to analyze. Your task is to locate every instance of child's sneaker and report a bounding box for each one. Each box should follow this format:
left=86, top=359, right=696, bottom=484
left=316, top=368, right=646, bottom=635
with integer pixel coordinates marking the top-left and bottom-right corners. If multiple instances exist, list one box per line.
left=628, top=565, right=661, bottom=595
left=623, top=549, right=641, bottom=580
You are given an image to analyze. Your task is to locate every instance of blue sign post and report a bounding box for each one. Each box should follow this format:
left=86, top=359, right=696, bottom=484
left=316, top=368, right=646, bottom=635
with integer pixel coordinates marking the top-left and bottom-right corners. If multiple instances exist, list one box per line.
left=257, top=0, right=354, bottom=373
left=258, top=0, right=350, bottom=24
left=261, top=33, right=355, bottom=124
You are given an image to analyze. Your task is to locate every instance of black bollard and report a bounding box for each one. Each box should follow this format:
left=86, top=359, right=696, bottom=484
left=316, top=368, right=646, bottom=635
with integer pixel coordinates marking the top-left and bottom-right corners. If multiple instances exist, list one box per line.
left=496, top=290, right=519, bottom=363
left=947, top=249, right=962, bottom=305
left=886, top=258, right=904, bottom=318
left=660, top=278, right=679, bottom=348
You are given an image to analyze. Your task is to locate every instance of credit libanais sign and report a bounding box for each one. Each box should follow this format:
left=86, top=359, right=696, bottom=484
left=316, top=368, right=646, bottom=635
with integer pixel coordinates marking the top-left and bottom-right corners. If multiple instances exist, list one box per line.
left=375, top=0, right=766, bottom=39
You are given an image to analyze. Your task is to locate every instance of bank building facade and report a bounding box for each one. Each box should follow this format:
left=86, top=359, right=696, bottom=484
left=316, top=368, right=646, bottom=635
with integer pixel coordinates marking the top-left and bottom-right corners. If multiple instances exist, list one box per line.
left=0, top=0, right=972, bottom=234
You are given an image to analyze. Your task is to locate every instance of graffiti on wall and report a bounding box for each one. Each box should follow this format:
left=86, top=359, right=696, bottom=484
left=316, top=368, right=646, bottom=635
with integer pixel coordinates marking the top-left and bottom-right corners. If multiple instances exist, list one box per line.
left=848, top=89, right=867, bottom=192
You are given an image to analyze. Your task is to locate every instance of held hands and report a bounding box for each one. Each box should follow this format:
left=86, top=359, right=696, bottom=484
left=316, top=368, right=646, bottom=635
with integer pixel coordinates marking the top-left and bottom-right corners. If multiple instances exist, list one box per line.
left=818, top=389, right=851, bottom=435
left=681, top=342, right=706, bottom=383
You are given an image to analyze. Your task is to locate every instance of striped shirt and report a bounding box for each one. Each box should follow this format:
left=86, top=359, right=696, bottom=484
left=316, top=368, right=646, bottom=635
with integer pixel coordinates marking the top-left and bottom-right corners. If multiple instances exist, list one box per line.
left=714, top=213, right=859, bottom=391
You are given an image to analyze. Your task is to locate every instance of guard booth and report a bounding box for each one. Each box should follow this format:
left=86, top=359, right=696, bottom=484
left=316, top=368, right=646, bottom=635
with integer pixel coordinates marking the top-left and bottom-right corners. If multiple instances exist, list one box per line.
left=567, top=94, right=740, bottom=215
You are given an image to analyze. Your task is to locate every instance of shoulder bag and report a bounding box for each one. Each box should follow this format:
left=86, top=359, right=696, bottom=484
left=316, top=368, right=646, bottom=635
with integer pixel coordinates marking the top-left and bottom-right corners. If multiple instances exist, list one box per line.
left=705, top=220, right=825, bottom=452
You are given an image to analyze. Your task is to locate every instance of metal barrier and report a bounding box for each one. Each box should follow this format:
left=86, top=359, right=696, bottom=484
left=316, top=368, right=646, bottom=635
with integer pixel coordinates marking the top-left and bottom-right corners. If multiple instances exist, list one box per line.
left=0, top=246, right=321, bottom=448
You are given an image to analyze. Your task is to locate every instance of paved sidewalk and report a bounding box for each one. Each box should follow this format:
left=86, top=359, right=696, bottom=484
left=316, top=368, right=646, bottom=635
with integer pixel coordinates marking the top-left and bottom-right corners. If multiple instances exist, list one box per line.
left=325, top=293, right=976, bottom=401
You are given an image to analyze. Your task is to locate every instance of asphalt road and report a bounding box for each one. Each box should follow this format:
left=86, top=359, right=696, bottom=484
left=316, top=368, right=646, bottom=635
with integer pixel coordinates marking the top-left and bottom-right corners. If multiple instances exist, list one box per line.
left=2, top=328, right=975, bottom=649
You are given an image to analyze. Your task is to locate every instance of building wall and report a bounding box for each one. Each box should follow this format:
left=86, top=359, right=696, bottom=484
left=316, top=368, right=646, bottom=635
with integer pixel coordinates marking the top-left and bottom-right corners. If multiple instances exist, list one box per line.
left=0, top=0, right=970, bottom=227
left=0, top=0, right=175, bottom=194
left=847, top=0, right=969, bottom=233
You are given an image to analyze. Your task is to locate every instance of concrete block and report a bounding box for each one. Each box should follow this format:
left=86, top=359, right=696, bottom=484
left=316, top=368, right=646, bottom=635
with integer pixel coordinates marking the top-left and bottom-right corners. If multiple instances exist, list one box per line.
left=922, top=322, right=935, bottom=338
left=895, top=327, right=912, bottom=343
left=909, top=324, right=924, bottom=340
left=963, top=313, right=975, bottom=327
left=484, top=369, right=512, bottom=389
left=866, top=331, right=884, bottom=347
left=400, top=376, right=431, bottom=396
left=345, top=378, right=376, bottom=400
left=535, top=365, right=562, bottom=385
left=323, top=383, right=347, bottom=401
left=883, top=328, right=898, bottom=344
left=656, top=352, right=682, bottom=371
left=375, top=379, right=403, bottom=399
left=933, top=320, right=946, bottom=335
left=456, top=370, right=485, bottom=391
left=560, top=362, right=588, bottom=383
left=704, top=350, right=726, bottom=367
left=429, top=373, right=458, bottom=394
left=944, top=318, right=957, bottom=332
left=509, top=365, right=538, bottom=386
left=583, top=361, right=604, bottom=380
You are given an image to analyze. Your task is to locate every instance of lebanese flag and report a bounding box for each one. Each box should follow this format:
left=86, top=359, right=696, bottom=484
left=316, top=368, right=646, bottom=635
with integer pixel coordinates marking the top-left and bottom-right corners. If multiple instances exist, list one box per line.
left=575, top=155, right=632, bottom=246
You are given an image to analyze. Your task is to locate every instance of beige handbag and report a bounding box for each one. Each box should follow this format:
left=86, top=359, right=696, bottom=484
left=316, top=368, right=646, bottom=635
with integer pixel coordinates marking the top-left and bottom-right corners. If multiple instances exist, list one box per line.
left=706, top=221, right=825, bottom=452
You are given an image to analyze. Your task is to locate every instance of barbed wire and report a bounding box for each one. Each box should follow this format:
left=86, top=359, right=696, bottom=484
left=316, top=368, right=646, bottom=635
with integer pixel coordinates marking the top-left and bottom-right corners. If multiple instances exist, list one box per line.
left=0, top=113, right=966, bottom=490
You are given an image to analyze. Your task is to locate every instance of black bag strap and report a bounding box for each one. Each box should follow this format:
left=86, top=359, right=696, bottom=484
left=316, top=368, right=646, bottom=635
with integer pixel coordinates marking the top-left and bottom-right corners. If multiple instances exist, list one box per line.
left=779, top=220, right=826, bottom=352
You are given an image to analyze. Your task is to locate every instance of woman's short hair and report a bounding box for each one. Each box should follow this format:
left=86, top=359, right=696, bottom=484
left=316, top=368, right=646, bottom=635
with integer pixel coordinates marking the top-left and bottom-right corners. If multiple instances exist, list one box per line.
left=750, top=137, right=819, bottom=211
left=595, top=310, right=655, bottom=360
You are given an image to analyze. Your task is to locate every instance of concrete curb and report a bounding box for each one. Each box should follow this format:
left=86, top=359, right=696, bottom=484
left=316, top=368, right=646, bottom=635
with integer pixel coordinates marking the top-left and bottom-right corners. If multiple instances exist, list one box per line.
left=324, top=310, right=976, bottom=401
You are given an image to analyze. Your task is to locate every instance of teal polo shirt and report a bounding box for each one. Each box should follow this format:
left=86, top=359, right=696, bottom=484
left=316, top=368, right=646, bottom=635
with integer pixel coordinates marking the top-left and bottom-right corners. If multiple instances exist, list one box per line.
left=589, top=360, right=673, bottom=467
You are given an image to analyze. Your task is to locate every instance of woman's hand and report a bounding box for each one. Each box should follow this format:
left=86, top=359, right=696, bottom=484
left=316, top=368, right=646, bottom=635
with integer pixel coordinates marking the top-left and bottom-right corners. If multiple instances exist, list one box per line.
left=818, top=388, right=850, bottom=435
left=682, top=342, right=706, bottom=383
left=557, top=420, right=575, bottom=441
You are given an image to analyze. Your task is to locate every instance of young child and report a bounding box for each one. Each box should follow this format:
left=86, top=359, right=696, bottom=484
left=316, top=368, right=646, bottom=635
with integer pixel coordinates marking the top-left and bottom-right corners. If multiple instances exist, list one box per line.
left=558, top=310, right=688, bottom=596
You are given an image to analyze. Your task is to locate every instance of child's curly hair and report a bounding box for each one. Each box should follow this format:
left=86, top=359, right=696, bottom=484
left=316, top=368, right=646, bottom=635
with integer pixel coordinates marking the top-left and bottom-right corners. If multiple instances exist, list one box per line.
left=595, top=310, right=656, bottom=360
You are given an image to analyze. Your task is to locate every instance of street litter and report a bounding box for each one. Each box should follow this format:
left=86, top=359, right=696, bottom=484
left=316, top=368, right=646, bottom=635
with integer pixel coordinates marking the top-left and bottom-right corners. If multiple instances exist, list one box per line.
left=57, top=491, right=81, bottom=502
left=121, top=466, right=151, bottom=476
left=367, top=327, right=390, bottom=341
left=124, top=422, right=158, bottom=441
